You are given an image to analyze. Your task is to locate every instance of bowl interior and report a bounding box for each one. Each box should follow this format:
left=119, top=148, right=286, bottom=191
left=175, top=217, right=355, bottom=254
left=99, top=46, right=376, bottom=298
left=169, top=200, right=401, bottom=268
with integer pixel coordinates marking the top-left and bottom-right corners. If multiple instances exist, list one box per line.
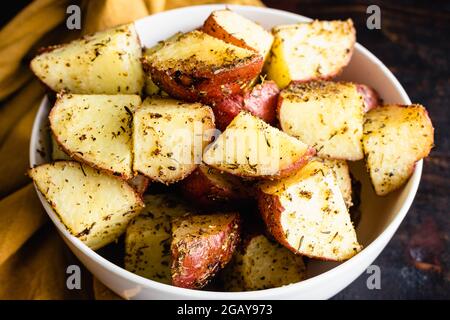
left=30, top=4, right=418, bottom=297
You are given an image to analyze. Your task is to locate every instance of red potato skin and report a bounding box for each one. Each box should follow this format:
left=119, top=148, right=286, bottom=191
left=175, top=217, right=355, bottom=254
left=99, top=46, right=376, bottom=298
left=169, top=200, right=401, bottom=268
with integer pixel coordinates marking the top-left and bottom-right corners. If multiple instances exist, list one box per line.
left=202, top=13, right=255, bottom=51
left=171, top=213, right=241, bottom=289
left=212, top=95, right=245, bottom=131
left=243, top=81, right=280, bottom=124
left=178, top=167, right=251, bottom=208
left=257, top=191, right=337, bottom=261
left=49, top=98, right=133, bottom=180
left=143, top=56, right=264, bottom=103
left=210, top=81, right=280, bottom=131
left=357, top=84, right=381, bottom=112
left=275, top=146, right=316, bottom=179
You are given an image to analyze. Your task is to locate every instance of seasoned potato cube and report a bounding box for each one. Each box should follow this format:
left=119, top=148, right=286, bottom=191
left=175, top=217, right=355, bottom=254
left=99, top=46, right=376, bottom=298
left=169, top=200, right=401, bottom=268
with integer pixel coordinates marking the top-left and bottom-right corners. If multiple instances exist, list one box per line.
left=133, top=97, right=215, bottom=184
left=142, top=30, right=263, bottom=102
left=278, top=81, right=365, bottom=160
left=266, top=20, right=355, bottom=88
left=31, top=24, right=144, bottom=94
left=202, top=9, right=274, bottom=61
left=223, top=234, right=306, bottom=291
left=363, top=104, right=434, bottom=195
left=125, top=194, right=194, bottom=284
left=258, top=160, right=362, bottom=261
left=171, top=212, right=241, bottom=289
left=29, top=161, right=144, bottom=250
left=50, top=93, right=141, bottom=179
left=203, top=111, right=315, bottom=178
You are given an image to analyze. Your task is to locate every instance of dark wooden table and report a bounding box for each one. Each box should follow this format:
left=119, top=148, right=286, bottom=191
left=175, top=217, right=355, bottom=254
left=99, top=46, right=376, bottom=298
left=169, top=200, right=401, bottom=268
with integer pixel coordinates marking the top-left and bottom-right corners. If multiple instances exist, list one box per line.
left=264, top=0, right=449, bottom=299
left=2, top=0, right=448, bottom=300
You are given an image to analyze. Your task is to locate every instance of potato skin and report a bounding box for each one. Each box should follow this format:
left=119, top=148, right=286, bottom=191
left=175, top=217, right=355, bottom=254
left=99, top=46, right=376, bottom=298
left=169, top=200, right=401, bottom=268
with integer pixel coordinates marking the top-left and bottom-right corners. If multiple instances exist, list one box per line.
left=210, top=80, right=279, bottom=130
left=143, top=56, right=263, bottom=103
left=258, top=188, right=361, bottom=261
left=257, top=191, right=291, bottom=251
left=257, top=191, right=336, bottom=261
left=212, top=94, right=244, bottom=131
left=357, top=84, right=381, bottom=112
left=171, top=213, right=241, bottom=289
left=203, top=13, right=254, bottom=51
left=275, top=146, right=316, bottom=179
left=178, top=165, right=252, bottom=208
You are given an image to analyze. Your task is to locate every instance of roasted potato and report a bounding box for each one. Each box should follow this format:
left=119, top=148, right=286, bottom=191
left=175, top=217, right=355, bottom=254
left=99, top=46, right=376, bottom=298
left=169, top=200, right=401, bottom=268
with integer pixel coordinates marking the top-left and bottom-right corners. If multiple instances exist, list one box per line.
left=266, top=20, right=355, bottom=88
left=125, top=194, right=194, bottom=284
left=362, top=104, right=434, bottom=195
left=278, top=81, right=364, bottom=160
left=133, top=97, right=216, bottom=184
left=50, top=93, right=141, bottom=179
left=29, top=161, right=144, bottom=250
left=203, top=111, right=315, bottom=178
left=202, top=9, right=274, bottom=62
left=171, top=212, right=241, bottom=289
left=212, top=80, right=279, bottom=130
left=142, top=30, right=263, bottom=102
left=178, top=163, right=252, bottom=208
left=315, top=158, right=353, bottom=208
left=143, top=33, right=183, bottom=97
left=223, top=234, right=306, bottom=291
left=258, top=160, right=362, bottom=261
left=31, top=24, right=144, bottom=94
left=357, top=84, right=381, bottom=112
left=51, top=134, right=149, bottom=195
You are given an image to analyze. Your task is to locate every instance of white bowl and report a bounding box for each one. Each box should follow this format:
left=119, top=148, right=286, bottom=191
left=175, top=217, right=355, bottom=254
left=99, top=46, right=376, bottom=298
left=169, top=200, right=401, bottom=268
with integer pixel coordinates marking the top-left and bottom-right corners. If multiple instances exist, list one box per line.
left=30, top=4, right=419, bottom=300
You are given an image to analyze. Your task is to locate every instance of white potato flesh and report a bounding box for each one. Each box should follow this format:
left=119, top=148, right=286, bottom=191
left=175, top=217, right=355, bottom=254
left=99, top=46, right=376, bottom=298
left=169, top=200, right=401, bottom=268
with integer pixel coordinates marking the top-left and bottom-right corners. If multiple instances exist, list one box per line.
left=31, top=24, right=144, bottom=94
left=204, top=10, right=274, bottom=61
left=203, top=111, right=313, bottom=178
left=363, top=104, right=434, bottom=195
left=259, top=161, right=362, bottom=261
left=133, top=97, right=215, bottom=184
left=224, top=235, right=306, bottom=291
left=278, top=81, right=364, bottom=160
left=50, top=93, right=141, bottom=179
left=266, top=20, right=355, bottom=88
left=29, top=161, right=144, bottom=250
left=125, top=194, right=193, bottom=284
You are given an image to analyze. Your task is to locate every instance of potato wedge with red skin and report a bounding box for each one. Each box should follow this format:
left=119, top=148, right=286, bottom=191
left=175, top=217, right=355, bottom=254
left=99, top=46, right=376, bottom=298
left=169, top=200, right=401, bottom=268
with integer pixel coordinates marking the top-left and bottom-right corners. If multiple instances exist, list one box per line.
left=202, top=9, right=274, bottom=62
left=363, top=104, right=434, bottom=195
left=171, top=212, right=241, bottom=289
left=203, top=112, right=315, bottom=179
left=258, top=160, right=362, bottom=261
left=278, top=81, right=365, bottom=160
left=357, top=84, right=381, bottom=112
left=211, top=80, right=279, bottom=130
left=142, top=30, right=263, bottom=103
left=178, top=164, right=252, bottom=208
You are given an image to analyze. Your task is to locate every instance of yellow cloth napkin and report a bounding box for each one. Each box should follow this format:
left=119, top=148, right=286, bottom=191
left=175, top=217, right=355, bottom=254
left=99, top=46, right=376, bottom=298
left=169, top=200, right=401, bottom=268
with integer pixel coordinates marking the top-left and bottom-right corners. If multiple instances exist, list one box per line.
left=0, top=0, right=263, bottom=300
